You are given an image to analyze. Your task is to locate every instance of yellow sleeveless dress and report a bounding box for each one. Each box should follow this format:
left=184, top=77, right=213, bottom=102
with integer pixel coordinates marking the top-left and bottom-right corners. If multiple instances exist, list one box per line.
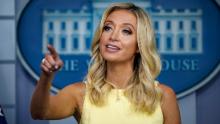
left=80, top=88, right=163, bottom=124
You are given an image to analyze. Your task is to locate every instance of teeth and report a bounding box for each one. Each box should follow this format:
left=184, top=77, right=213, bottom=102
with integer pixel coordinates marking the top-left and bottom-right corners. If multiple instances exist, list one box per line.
left=106, top=44, right=120, bottom=50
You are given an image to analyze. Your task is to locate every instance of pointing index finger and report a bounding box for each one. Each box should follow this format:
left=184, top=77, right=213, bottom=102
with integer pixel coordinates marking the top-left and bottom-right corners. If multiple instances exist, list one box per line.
left=47, top=44, right=58, bottom=59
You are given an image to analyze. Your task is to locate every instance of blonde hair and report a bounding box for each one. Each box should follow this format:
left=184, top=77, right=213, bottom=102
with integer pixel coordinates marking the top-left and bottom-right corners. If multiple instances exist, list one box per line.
left=86, top=2, right=162, bottom=114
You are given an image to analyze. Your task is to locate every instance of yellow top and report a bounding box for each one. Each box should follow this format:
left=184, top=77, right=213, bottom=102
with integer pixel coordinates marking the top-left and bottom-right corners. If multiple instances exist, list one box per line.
left=80, top=88, right=163, bottom=124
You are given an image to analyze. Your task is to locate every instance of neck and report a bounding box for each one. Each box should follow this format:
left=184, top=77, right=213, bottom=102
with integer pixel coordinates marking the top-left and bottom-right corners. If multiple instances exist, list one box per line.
left=106, top=62, right=134, bottom=89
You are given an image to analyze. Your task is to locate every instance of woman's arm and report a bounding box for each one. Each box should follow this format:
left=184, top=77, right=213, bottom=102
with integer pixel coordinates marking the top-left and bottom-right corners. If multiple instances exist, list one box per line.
left=30, top=45, right=84, bottom=120
left=159, top=84, right=181, bottom=124
left=31, top=79, right=84, bottom=120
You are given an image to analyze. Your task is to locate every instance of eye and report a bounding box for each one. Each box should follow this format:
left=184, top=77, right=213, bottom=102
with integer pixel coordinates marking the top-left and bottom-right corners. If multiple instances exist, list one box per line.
left=103, top=25, right=111, bottom=32
left=122, top=29, right=132, bottom=35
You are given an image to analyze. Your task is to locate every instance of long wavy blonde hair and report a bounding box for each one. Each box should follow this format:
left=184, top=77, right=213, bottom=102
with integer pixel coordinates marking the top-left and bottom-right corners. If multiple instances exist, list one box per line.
left=85, top=2, right=162, bottom=114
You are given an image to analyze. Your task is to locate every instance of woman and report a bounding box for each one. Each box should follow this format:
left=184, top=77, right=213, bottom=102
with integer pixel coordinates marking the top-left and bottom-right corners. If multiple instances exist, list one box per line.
left=31, top=2, right=181, bottom=124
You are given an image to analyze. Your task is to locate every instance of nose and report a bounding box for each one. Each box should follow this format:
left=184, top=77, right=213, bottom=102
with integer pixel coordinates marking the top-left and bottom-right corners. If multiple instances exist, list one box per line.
left=110, top=29, right=119, bottom=42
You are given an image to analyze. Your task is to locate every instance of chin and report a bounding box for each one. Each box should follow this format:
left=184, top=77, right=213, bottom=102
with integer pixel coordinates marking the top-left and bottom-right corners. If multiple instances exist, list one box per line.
left=102, top=55, right=119, bottom=62
left=100, top=50, right=124, bottom=62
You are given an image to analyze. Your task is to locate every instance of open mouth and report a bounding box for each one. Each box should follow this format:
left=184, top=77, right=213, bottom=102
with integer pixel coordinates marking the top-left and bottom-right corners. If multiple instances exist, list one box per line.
left=106, top=44, right=120, bottom=51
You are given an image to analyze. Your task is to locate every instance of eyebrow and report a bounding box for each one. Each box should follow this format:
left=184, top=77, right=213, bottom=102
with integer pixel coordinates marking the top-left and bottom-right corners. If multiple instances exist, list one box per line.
left=104, top=20, right=136, bottom=31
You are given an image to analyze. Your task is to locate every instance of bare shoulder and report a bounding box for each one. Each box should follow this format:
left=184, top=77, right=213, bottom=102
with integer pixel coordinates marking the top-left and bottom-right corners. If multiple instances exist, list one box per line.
left=158, top=83, right=177, bottom=101
left=57, top=82, right=86, bottom=108
left=61, top=82, right=86, bottom=96
left=158, top=83, right=181, bottom=124
left=45, top=82, right=86, bottom=119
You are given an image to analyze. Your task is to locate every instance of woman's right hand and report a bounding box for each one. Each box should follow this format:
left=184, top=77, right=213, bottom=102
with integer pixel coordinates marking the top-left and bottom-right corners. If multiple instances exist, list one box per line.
left=32, top=45, right=85, bottom=120
left=41, top=45, right=63, bottom=76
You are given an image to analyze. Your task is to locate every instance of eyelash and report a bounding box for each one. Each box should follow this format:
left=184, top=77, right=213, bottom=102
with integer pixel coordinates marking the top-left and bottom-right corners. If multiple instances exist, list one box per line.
left=103, top=25, right=111, bottom=31
left=122, top=29, right=132, bottom=35
left=103, top=25, right=132, bottom=35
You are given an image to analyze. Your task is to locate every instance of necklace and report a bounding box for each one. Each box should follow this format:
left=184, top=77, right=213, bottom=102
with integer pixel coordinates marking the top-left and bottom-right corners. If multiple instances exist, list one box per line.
left=116, top=91, right=120, bottom=101
left=104, top=79, right=124, bottom=101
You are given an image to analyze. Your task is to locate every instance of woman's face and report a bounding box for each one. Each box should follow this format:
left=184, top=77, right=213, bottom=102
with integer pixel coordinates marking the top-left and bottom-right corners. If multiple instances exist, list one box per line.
left=99, top=9, right=138, bottom=64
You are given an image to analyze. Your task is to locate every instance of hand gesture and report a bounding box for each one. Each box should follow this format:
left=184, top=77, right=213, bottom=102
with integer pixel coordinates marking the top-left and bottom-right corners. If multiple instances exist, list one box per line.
left=41, top=45, right=63, bottom=75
